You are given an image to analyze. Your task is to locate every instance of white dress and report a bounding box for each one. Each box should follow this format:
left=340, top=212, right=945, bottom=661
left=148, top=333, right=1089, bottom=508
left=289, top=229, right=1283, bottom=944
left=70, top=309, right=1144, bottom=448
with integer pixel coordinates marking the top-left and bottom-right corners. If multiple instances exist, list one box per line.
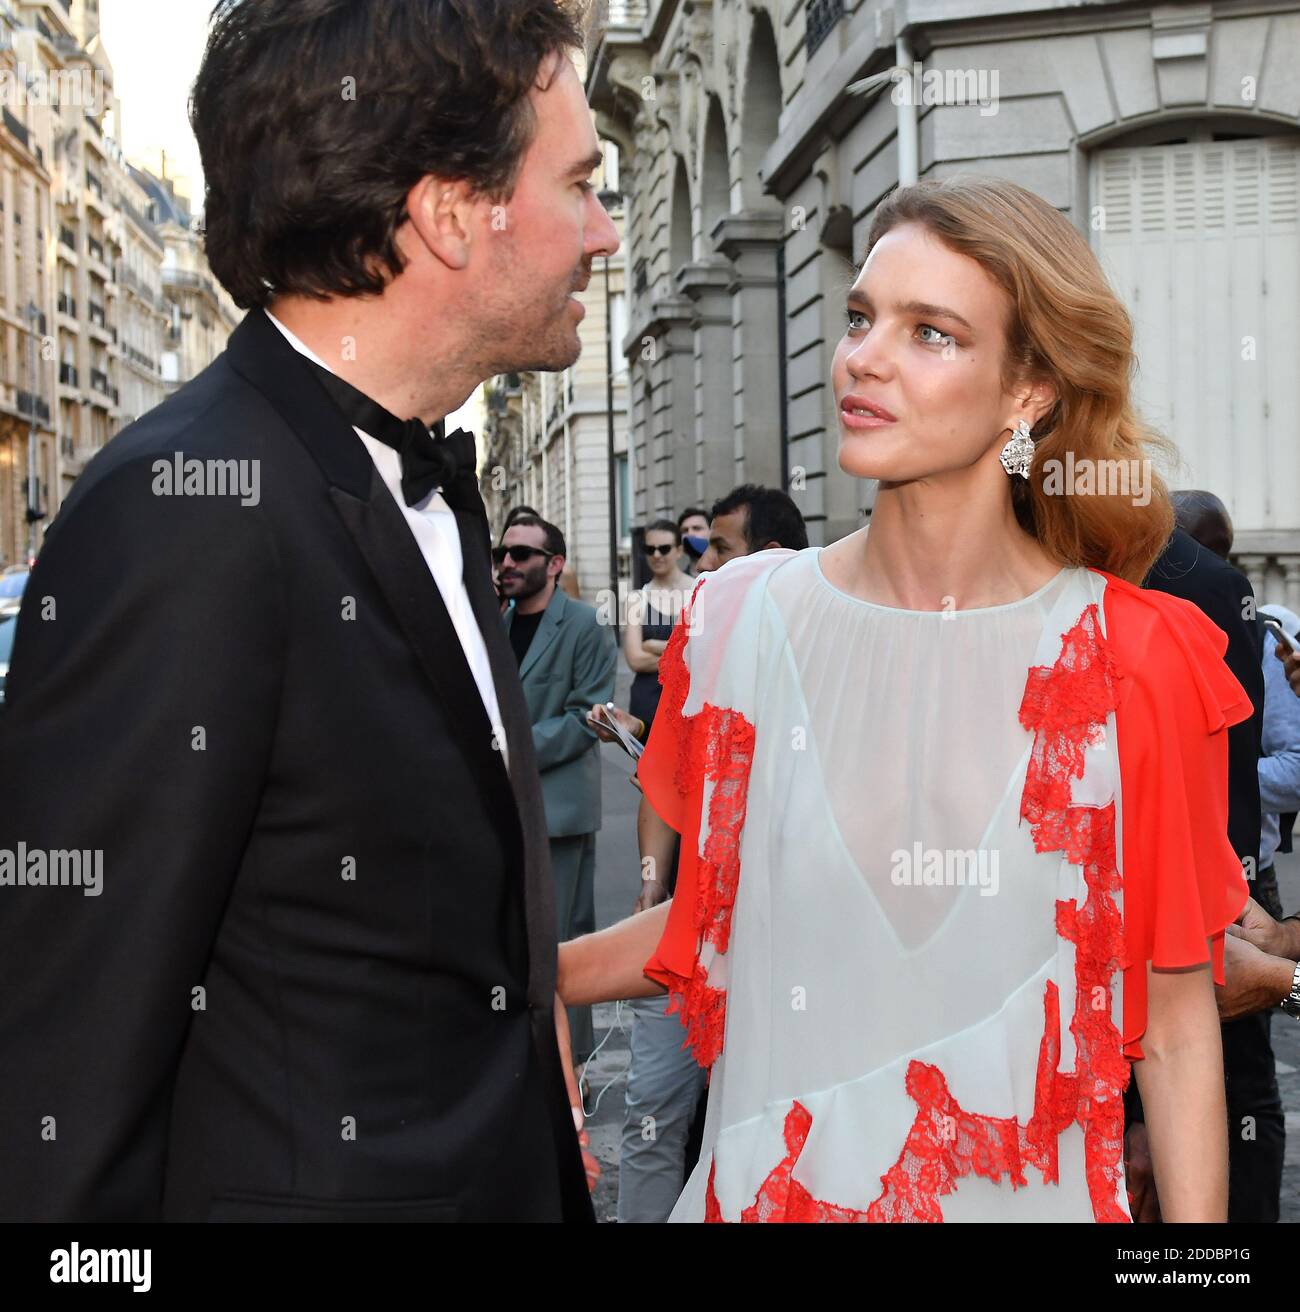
left=641, top=545, right=1136, bottom=1223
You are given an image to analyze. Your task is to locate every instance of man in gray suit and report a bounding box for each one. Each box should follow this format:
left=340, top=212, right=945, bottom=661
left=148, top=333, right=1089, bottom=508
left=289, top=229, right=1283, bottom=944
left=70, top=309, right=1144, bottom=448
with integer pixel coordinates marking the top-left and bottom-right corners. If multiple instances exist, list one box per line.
left=497, top=514, right=617, bottom=1065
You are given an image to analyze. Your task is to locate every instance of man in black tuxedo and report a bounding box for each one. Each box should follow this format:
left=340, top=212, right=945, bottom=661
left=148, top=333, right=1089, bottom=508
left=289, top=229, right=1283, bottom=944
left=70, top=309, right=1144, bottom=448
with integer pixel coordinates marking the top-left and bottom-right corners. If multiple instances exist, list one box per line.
left=1125, top=518, right=1279, bottom=1224
left=0, top=0, right=615, bottom=1222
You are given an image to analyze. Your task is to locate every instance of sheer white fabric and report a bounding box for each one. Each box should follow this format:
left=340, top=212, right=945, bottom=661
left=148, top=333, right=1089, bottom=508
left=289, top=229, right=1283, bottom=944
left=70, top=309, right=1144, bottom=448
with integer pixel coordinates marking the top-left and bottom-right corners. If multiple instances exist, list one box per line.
left=670, top=546, right=1128, bottom=1222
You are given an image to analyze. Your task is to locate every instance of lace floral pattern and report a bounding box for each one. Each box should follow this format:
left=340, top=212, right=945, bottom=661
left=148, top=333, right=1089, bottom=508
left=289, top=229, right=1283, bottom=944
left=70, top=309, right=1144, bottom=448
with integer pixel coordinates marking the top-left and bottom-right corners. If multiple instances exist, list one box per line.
left=655, top=582, right=757, bottom=1068
left=705, top=602, right=1130, bottom=1222
left=706, top=1103, right=874, bottom=1223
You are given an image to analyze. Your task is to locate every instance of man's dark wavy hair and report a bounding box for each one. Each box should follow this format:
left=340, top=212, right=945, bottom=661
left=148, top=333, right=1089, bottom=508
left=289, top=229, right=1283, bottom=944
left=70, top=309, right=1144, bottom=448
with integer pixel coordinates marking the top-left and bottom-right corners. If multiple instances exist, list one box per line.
left=710, top=484, right=809, bottom=553
left=191, top=0, right=585, bottom=309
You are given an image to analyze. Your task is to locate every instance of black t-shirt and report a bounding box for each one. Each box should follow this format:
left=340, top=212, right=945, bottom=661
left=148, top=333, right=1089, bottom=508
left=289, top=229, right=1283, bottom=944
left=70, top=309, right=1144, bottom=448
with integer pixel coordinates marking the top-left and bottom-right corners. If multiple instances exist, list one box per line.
left=509, top=608, right=545, bottom=668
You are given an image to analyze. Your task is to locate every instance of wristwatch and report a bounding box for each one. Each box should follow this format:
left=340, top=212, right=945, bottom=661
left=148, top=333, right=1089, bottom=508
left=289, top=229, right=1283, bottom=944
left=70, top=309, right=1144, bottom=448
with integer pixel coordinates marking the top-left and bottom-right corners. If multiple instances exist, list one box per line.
left=1280, top=960, right=1300, bottom=1018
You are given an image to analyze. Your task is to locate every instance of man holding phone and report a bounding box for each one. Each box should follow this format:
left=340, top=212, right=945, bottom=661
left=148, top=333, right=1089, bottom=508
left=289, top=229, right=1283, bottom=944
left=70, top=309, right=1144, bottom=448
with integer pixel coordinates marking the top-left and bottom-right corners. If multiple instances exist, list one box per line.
left=1220, top=608, right=1300, bottom=1028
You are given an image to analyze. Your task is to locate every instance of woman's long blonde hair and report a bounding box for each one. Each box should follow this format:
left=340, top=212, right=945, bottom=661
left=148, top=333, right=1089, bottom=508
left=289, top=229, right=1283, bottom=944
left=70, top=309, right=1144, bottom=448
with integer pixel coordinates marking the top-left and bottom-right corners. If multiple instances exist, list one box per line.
left=865, top=176, right=1174, bottom=583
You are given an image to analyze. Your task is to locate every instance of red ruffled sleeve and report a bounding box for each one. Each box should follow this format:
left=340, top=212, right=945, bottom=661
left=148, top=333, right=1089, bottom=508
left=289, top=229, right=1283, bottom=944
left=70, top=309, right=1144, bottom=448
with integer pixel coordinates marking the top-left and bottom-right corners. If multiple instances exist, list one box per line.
left=635, top=562, right=764, bottom=1067
left=1099, top=572, right=1255, bottom=1059
left=638, top=611, right=704, bottom=994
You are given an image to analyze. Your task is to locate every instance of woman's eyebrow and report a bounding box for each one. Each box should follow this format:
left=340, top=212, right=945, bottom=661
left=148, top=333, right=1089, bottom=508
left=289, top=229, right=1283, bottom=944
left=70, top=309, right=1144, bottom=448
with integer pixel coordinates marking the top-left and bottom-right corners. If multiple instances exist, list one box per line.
left=845, top=288, right=974, bottom=333
left=899, top=299, right=974, bottom=332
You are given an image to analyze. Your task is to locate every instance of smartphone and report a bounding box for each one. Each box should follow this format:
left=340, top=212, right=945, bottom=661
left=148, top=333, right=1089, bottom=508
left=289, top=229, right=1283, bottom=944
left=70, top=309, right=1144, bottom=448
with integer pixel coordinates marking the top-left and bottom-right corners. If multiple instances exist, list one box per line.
left=586, top=702, right=645, bottom=760
left=1263, top=618, right=1295, bottom=657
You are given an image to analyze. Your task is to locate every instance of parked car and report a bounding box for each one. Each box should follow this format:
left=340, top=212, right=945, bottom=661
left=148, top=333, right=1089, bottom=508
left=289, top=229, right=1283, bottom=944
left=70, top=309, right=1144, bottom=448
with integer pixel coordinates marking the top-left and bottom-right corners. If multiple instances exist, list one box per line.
left=0, top=567, right=28, bottom=618
left=0, top=612, right=15, bottom=704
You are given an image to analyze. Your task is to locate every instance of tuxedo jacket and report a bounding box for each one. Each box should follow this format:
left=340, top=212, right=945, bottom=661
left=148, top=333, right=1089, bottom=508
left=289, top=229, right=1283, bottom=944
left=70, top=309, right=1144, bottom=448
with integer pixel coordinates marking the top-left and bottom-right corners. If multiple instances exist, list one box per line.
left=504, top=587, right=617, bottom=838
left=1145, top=527, right=1264, bottom=869
left=0, top=308, right=593, bottom=1222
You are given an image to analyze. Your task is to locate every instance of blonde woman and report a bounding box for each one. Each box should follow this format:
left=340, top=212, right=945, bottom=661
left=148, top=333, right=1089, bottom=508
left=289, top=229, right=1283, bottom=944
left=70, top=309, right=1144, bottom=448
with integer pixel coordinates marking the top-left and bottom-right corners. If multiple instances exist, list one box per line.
left=559, top=178, right=1250, bottom=1223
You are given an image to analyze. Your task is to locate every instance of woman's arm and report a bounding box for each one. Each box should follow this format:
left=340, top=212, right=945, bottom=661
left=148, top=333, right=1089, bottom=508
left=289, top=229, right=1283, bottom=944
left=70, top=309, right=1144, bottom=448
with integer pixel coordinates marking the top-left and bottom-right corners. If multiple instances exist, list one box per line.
left=622, top=591, right=661, bottom=675
left=558, top=902, right=671, bottom=1005
left=623, top=619, right=661, bottom=674
left=1131, top=955, right=1228, bottom=1222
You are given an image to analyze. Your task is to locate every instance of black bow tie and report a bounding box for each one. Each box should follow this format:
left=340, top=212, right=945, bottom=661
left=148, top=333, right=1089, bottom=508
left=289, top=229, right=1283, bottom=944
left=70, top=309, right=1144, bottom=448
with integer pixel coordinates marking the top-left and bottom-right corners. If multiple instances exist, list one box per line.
left=303, top=358, right=479, bottom=511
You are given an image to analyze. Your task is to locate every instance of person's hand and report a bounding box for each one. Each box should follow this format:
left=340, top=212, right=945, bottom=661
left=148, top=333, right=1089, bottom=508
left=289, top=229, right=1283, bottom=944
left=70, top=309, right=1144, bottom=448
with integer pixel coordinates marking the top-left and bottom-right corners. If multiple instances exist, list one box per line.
left=1124, top=1122, right=1161, bottom=1223
left=1216, top=932, right=1295, bottom=1021
left=554, top=993, right=601, bottom=1194
left=1229, top=896, right=1290, bottom=956
left=634, top=876, right=668, bottom=915
left=586, top=703, right=644, bottom=745
left=1280, top=638, right=1300, bottom=696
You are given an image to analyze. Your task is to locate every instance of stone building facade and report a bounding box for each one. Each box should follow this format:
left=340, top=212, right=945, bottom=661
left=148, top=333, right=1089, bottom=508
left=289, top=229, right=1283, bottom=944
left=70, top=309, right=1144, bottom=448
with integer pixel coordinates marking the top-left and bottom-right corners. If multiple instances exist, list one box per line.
left=586, top=0, right=1300, bottom=607
left=132, top=161, right=239, bottom=398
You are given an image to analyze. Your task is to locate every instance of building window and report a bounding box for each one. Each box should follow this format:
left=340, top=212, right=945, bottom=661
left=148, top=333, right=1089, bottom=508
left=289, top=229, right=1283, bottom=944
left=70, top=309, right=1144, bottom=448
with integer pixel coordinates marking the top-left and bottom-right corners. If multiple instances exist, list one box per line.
left=610, top=291, right=628, bottom=375
left=806, top=0, right=845, bottom=59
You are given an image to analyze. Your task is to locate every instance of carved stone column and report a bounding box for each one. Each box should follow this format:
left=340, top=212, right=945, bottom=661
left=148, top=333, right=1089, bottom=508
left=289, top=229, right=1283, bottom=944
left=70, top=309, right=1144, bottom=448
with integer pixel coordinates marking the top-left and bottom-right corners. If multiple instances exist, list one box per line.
left=713, top=211, right=785, bottom=490
left=676, top=258, right=734, bottom=505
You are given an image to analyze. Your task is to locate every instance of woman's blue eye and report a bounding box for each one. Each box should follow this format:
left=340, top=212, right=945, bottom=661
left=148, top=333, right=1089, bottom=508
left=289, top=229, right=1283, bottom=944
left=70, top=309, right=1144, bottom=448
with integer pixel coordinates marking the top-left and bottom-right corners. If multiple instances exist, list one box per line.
left=846, top=310, right=867, bottom=330
left=917, top=324, right=952, bottom=347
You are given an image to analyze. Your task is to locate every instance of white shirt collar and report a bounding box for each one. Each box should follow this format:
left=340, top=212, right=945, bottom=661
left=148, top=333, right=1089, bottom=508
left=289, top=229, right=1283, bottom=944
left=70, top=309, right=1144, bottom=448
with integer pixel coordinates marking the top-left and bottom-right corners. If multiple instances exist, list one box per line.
left=264, top=308, right=336, bottom=374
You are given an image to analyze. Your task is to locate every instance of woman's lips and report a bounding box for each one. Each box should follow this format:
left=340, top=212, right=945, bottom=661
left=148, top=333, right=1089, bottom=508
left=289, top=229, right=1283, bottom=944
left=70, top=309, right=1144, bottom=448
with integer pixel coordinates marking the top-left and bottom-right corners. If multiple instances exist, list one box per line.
left=840, top=397, right=897, bottom=430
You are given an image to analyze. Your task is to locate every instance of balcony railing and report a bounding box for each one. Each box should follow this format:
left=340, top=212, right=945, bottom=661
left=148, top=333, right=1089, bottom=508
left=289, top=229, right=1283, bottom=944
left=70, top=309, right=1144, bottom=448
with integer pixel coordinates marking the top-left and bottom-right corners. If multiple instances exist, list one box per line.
left=88, top=299, right=106, bottom=327
left=58, top=225, right=75, bottom=251
left=58, top=361, right=77, bottom=386
left=87, top=236, right=105, bottom=264
left=86, top=170, right=103, bottom=200
left=1232, top=542, right=1300, bottom=616
left=124, top=344, right=157, bottom=373
left=162, top=267, right=222, bottom=303
left=118, top=263, right=162, bottom=307
left=120, top=197, right=156, bottom=235
left=89, top=368, right=111, bottom=396
left=57, top=291, right=75, bottom=316
left=16, top=390, right=50, bottom=424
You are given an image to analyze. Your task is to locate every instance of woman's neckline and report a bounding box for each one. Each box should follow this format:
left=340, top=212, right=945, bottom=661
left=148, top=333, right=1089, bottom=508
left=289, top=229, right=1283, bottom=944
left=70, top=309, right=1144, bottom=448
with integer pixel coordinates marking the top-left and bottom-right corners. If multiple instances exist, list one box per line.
left=812, top=546, right=1071, bottom=616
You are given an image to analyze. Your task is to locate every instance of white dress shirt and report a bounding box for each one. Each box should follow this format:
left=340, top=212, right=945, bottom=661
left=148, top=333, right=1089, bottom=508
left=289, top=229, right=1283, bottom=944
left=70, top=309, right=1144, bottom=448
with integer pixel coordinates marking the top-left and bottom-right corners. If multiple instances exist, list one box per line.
left=266, top=312, right=508, bottom=770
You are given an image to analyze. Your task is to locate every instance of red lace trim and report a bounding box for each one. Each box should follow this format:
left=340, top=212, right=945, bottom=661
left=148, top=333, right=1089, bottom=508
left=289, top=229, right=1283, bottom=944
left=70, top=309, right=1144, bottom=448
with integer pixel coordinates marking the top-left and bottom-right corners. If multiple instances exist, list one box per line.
left=665, top=962, right=728, bottom=1069
left=706, top=602, right=1130, bottom=1222
left=654, top=579, right=756, bottom=1068
left=706, top=1102, right=874, bottom=1223
left=1020, top=605, right=1129, bottom=1222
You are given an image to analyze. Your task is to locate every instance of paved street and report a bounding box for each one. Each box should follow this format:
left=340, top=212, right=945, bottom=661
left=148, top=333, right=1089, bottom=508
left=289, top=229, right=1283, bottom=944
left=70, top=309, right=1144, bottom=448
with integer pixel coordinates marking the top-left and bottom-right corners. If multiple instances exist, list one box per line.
left=581, top=671, right=1300, bottom=1222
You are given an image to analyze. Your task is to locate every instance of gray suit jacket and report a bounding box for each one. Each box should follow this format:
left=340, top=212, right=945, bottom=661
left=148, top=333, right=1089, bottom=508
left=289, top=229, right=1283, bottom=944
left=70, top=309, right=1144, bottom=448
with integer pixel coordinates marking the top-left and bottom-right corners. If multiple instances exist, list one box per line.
left=504, top=586, right=617, bottom=838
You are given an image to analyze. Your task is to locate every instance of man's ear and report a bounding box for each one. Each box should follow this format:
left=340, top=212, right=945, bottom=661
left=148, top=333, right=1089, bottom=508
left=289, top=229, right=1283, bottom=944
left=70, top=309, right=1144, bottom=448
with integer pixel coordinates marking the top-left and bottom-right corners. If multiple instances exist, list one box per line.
left=402, top=175, right=479, bottom=271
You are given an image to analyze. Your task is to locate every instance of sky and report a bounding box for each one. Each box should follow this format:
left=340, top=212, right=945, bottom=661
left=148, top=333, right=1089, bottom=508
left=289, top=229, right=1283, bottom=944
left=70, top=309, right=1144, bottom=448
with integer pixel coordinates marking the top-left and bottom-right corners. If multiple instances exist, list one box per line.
left=99, top=0, right=213, bottom=207
left=96, top=1, right=485, bottom=437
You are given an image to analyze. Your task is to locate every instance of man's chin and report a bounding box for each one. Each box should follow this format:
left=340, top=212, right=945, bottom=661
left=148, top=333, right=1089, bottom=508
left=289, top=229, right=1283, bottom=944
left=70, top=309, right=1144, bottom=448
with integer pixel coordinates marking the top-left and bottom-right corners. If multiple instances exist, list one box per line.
left=506, top=328, right=583, bottom=374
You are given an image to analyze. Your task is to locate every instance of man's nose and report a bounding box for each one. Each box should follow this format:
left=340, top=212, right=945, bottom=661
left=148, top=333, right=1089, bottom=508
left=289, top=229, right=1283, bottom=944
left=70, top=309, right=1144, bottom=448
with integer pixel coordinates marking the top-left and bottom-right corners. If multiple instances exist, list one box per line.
left=588, top=191, right=621, bottom=259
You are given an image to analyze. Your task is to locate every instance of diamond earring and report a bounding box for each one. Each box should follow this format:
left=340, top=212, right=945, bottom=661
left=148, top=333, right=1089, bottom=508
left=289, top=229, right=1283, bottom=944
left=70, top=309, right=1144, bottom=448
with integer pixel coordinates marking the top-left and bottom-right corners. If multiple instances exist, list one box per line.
left=999, top=419, right=1035, bottom=479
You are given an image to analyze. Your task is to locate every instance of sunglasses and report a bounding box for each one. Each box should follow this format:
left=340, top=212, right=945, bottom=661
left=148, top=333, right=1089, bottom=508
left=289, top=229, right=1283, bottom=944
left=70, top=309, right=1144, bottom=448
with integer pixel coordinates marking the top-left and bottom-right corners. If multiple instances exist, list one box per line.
left=644, top=543, right=676, bottom=557
left=492, top=545, right=556, bottom=566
